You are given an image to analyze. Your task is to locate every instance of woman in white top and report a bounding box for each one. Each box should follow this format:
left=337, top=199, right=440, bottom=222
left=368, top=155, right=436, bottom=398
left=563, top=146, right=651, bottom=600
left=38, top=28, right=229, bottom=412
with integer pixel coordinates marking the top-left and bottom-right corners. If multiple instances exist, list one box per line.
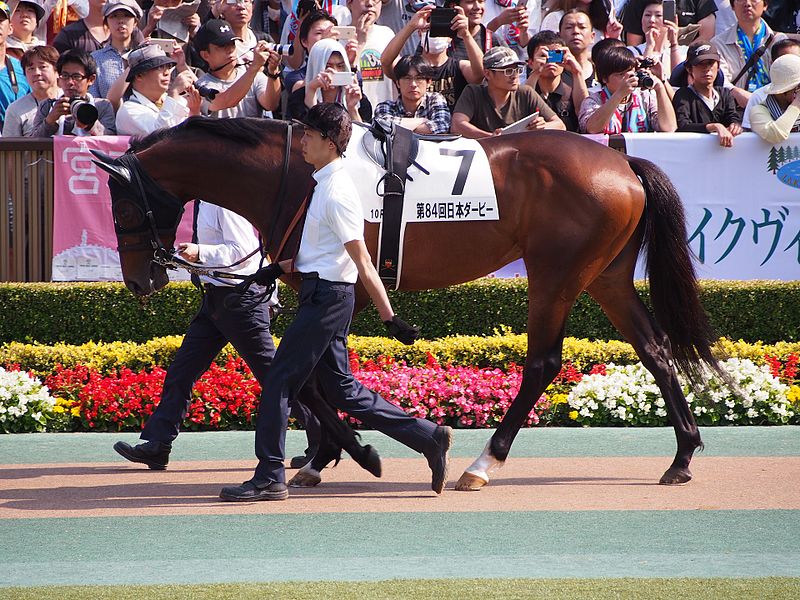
left=627, top=0, right=684, bottom=84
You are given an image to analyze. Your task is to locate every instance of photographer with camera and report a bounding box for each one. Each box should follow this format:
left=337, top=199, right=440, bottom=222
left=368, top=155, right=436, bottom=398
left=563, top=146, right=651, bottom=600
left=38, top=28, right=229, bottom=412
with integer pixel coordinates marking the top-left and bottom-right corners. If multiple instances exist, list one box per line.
left=31, top=48, right=115, bottom=136
left=524, top=30, right=588, bottom=131
left=579, top=45, right=676, bottom=132
left=380, top=4, right=484, bottom=111
left=219, top=0, right=279, bottom=65
left=115, top=44, right=202, bottom=136
left=347, top=0, right=395, bottom=107
left=193, top=18, right=282, bottom=117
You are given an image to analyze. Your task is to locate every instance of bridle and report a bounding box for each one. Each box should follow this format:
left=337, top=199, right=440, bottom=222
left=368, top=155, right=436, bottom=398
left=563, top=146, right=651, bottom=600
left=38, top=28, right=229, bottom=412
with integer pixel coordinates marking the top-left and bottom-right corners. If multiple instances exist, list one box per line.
left=112, top=122, right=295, bottom=287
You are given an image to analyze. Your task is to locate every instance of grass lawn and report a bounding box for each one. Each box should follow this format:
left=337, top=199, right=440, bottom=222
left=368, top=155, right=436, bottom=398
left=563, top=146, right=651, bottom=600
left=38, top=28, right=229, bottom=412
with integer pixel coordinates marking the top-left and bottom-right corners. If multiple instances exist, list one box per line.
left=4, top=578, right=799, bottom=599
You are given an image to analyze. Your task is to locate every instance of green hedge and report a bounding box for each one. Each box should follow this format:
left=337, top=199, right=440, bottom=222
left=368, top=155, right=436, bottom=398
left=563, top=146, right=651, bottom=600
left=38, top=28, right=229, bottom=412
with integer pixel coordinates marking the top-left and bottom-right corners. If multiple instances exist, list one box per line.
left=1, top=279, right=798, bottom=345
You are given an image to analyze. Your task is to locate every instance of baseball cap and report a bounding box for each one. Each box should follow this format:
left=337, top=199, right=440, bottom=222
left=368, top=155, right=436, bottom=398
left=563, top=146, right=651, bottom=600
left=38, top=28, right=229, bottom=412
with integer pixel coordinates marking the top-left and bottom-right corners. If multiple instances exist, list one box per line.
left=125, top=44, right=177, bottom=81
left=194, top=19, right=242, bottom=52
left=483, top=46, right=524, bottom=70
left=295, top=102, right=352, bottom=155
left=0, top=1, right=11, bottom=20
left=14, top=0, right=46, bottom=22
left=685, top=43, right=721, bottom=67
left=103, top=0, right=143, bottom=19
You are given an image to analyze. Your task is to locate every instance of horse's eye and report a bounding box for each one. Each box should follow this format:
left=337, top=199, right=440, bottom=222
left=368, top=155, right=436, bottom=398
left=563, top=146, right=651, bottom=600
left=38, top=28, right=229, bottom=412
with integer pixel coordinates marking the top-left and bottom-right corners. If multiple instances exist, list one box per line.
left=113, top=199, right=145, bottom=230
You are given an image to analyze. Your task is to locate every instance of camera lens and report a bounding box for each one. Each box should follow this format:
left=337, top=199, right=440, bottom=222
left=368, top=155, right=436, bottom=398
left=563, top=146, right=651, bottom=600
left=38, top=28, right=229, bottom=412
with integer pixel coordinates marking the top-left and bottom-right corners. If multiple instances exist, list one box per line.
left=69, top=98, right=99, bottom=128
left=636, top=70, right=655, bottom=89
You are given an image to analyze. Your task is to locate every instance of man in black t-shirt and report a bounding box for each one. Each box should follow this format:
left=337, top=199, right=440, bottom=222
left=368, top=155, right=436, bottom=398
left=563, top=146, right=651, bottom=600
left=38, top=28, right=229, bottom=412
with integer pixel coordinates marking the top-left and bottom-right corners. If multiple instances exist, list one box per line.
left=623, top=0, right=718, bottom=46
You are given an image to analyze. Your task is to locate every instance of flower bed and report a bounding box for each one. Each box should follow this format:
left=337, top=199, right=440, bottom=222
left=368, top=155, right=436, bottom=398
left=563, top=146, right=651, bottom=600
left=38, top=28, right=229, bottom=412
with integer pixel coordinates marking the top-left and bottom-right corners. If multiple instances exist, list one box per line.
left=1, top=350, right=797, bottom=433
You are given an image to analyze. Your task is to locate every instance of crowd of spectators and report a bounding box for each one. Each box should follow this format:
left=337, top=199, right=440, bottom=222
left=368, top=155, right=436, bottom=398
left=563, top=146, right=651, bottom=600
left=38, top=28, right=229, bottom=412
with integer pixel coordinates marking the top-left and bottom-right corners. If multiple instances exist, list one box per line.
left=2, top=0, right=800, bottom=145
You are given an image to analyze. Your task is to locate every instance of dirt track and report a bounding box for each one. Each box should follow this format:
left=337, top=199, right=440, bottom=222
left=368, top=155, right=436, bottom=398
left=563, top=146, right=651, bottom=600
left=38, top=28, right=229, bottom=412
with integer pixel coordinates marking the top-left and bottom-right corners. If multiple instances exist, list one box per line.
left=1, top=456, right=798, bottom=519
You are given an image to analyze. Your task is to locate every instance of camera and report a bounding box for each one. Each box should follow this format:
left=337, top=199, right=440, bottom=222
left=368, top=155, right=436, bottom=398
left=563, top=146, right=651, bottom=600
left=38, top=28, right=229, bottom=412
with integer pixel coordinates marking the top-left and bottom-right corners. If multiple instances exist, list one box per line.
left=636, top=57, right=656, bottom=89
left=69, top=97, right=98, bottom=128
left=429, top=7, right=458, bottom=39
left=546, top=49, right=565, bottom=63
left=194, top=82, right=219, bottom=100
left=265, top=42, right=293, bottom=57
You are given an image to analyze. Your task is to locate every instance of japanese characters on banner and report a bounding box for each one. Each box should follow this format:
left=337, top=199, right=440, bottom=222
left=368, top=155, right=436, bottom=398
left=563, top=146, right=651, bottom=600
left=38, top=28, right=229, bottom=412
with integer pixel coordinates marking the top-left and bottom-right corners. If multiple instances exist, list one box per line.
left=51, top=136, right=192, bottom=282
left=494, top=132, right=800, bottom=280
left=624, top=132, right=799, bottom=281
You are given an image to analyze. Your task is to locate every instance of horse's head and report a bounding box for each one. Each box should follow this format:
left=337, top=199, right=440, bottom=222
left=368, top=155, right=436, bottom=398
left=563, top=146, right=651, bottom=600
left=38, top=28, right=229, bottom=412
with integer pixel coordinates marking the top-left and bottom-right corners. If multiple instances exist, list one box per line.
left=91, top=150, right=184, bottom=297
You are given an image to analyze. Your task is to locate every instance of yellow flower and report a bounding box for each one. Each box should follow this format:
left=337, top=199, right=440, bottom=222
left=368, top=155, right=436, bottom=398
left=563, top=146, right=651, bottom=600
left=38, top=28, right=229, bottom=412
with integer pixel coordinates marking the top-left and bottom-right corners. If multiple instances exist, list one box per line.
left=788, top=385, right=800, bottom=404
left=52, top=405, right=65, bottom=413
left=551, top=393, right=568, bottom=405
left=569, top=410, right=579, bottom=420
left=70, top=407, right=81, bottom=417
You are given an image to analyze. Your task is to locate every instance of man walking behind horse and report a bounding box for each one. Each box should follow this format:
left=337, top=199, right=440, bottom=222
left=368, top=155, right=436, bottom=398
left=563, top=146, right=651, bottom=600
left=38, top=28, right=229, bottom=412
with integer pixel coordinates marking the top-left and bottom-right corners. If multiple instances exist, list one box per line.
left=219, top=102, right=452, bottom=502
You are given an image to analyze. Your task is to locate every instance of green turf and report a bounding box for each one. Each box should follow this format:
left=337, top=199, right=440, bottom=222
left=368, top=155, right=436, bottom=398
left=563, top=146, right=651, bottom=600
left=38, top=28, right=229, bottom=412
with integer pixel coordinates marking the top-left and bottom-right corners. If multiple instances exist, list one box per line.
left=2, top=426, right=798, bottom=464
left=2, top=511, right=798, bottom=586
left=3, top=578, right=800, bottom=599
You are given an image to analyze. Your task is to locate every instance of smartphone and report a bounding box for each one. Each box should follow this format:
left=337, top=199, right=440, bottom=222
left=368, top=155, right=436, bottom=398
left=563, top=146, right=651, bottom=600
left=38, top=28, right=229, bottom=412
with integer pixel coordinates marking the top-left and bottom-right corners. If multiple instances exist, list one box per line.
left=330, top=71, right=354, bottom=86
left=546, top=49, right=565, bottom=63
left=149, top=38, right=176, bottom=55
left=331, top=26, right=357, bottom=41
left=663, top=0, right=676, bottom=23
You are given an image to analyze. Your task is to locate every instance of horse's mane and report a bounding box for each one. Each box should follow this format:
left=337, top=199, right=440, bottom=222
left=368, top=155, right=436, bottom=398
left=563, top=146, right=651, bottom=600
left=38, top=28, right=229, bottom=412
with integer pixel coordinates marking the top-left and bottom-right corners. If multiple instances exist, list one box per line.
left=128, top=117, right=284, bottom=153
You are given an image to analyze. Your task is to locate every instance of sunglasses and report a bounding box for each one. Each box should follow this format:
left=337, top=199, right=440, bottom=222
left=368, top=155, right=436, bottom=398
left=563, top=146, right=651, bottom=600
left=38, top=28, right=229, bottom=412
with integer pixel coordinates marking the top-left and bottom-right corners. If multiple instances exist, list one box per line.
left=490, top=65, right=524, bottom=76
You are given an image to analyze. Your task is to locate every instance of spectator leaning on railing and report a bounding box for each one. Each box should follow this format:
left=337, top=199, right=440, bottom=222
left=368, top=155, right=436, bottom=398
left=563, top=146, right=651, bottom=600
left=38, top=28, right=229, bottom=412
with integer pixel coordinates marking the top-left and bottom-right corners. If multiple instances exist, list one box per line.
left=741, top=37, right=800, bottom=129
left=31, top=48, right=115, bottom=136
left=749, top=53, right=800, bottom=142
left=3, top=45, right=59, bottom=136
left=452, top=46, right=565, bottom=138
left=579, top=45, right=677, bottom=132
left=524, top=29, right=588, bottom=131
left=672, top=42, right=742, bottom=146
left=374, top=54, right=451, bottom=133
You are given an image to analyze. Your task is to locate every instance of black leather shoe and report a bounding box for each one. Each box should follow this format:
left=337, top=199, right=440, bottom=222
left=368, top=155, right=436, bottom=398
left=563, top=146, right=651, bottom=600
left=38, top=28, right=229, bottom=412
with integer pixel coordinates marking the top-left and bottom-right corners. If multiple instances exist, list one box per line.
left=219, top=480, right=289, bottom=502
left=425, top=426, right=452, bottom=494
left=113, top=440, right=171, bottom=470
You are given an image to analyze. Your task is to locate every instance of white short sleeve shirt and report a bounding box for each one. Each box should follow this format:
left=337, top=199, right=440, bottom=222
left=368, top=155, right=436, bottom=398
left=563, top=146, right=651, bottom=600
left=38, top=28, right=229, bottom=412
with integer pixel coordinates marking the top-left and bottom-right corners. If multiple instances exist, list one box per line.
left=294, top=159, right=364, bottom=283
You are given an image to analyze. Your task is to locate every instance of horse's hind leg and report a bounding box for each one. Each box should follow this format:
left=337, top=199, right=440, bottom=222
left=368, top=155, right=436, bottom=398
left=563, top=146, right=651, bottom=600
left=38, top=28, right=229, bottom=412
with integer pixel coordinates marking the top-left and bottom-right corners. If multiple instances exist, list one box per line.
left=587, top=278, right=702, bottom=484
left=455, top=296, right=573, bottom=491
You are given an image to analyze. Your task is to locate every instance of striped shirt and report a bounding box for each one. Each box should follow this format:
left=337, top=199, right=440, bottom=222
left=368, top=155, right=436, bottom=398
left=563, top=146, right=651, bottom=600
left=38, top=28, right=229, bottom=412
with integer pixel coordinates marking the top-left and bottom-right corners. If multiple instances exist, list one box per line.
left=374, top=92, right=451, bottom=134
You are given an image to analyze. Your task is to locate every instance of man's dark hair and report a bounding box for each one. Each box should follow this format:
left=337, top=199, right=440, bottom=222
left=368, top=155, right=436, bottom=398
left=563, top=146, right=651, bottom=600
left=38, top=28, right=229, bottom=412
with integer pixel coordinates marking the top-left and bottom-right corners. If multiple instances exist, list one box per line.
left=393, top=54, right=434, bottom=80
left=771, top=38, right=800, bottom=61
left=527, top=30, right=564, bottom=60
left=21, top=45, right=59, bottom=71
left=594, top=45, right=637, bottom=84
left=56, top=48, right=97, bottom=77
left=591, top=36, right=625, bottom=65
left=299, top=10, right=337, bottom=47
left=305, top=102, right=352, bottom=155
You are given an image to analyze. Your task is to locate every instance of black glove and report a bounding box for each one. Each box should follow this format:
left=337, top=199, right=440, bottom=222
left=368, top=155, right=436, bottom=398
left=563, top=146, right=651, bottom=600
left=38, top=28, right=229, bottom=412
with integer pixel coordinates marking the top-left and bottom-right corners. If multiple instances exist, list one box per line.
left=252, top=263, right=284, bottom=288
left=384, top=315, right=420, bottom=345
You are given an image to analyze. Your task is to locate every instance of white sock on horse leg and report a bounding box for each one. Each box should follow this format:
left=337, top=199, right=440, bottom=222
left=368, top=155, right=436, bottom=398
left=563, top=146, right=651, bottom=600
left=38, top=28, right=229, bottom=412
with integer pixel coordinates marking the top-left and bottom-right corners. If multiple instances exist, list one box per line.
left=464, top=440, right=504, bottom=483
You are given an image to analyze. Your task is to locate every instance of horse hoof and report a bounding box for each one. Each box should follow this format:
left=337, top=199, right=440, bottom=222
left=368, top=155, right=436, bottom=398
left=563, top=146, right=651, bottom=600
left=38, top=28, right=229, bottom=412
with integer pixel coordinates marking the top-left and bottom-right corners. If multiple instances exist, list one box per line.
left=288, top=469, right=322, bottom=488
left=454, top=471, right=488, bottom=491
left=659, top=467, right=692, bottom=485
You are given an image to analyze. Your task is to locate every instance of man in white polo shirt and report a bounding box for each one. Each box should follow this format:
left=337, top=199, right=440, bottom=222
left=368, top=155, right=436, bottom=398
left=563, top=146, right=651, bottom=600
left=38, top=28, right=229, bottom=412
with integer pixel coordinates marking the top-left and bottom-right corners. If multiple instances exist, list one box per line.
left=220, top=102, right=453, bottom=502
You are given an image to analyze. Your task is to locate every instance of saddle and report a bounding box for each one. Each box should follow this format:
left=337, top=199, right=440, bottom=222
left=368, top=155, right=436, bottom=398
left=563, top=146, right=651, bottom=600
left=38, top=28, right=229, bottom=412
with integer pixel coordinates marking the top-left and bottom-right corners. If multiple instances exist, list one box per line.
left=357, top=120, right=460, bottom=287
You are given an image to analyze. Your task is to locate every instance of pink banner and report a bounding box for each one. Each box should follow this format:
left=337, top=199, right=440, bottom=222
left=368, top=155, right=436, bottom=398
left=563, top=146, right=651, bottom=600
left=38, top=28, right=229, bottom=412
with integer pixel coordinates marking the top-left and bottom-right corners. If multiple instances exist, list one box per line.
left=51, top=136, right=193, bottom=281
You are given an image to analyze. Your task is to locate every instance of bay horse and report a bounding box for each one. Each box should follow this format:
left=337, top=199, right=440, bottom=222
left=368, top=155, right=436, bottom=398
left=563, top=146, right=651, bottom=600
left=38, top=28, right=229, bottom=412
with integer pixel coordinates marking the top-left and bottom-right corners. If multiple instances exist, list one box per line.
left=93, top=117, right=721, bottom=491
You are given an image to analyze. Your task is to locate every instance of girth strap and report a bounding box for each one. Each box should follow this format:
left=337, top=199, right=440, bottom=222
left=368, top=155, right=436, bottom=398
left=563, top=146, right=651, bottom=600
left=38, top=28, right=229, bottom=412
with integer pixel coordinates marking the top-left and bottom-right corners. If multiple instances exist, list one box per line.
left=377, top=125, right=415, bottom=287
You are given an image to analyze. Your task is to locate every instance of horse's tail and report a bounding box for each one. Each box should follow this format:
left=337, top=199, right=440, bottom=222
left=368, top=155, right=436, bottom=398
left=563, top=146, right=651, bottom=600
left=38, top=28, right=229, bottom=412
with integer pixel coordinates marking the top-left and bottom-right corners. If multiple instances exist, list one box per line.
left=627, top=156, right=722, bottom=386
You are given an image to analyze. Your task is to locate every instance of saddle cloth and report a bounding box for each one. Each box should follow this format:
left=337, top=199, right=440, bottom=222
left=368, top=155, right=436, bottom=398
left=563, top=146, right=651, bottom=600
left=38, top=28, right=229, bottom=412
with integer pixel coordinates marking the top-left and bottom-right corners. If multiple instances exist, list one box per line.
left=342, top=125, right=499, bottom=288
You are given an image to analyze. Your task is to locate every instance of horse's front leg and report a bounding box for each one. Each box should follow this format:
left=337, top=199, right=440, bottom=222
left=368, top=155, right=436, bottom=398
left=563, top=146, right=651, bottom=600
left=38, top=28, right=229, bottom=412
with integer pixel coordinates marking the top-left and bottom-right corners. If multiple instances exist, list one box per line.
left=456, top=333, right=566, bottom=491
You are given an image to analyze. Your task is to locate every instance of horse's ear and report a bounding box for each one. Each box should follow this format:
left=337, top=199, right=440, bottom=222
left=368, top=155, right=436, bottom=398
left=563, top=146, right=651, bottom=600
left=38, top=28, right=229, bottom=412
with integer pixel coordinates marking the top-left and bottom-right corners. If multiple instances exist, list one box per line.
left=90, top=150, right=131, bottom=185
